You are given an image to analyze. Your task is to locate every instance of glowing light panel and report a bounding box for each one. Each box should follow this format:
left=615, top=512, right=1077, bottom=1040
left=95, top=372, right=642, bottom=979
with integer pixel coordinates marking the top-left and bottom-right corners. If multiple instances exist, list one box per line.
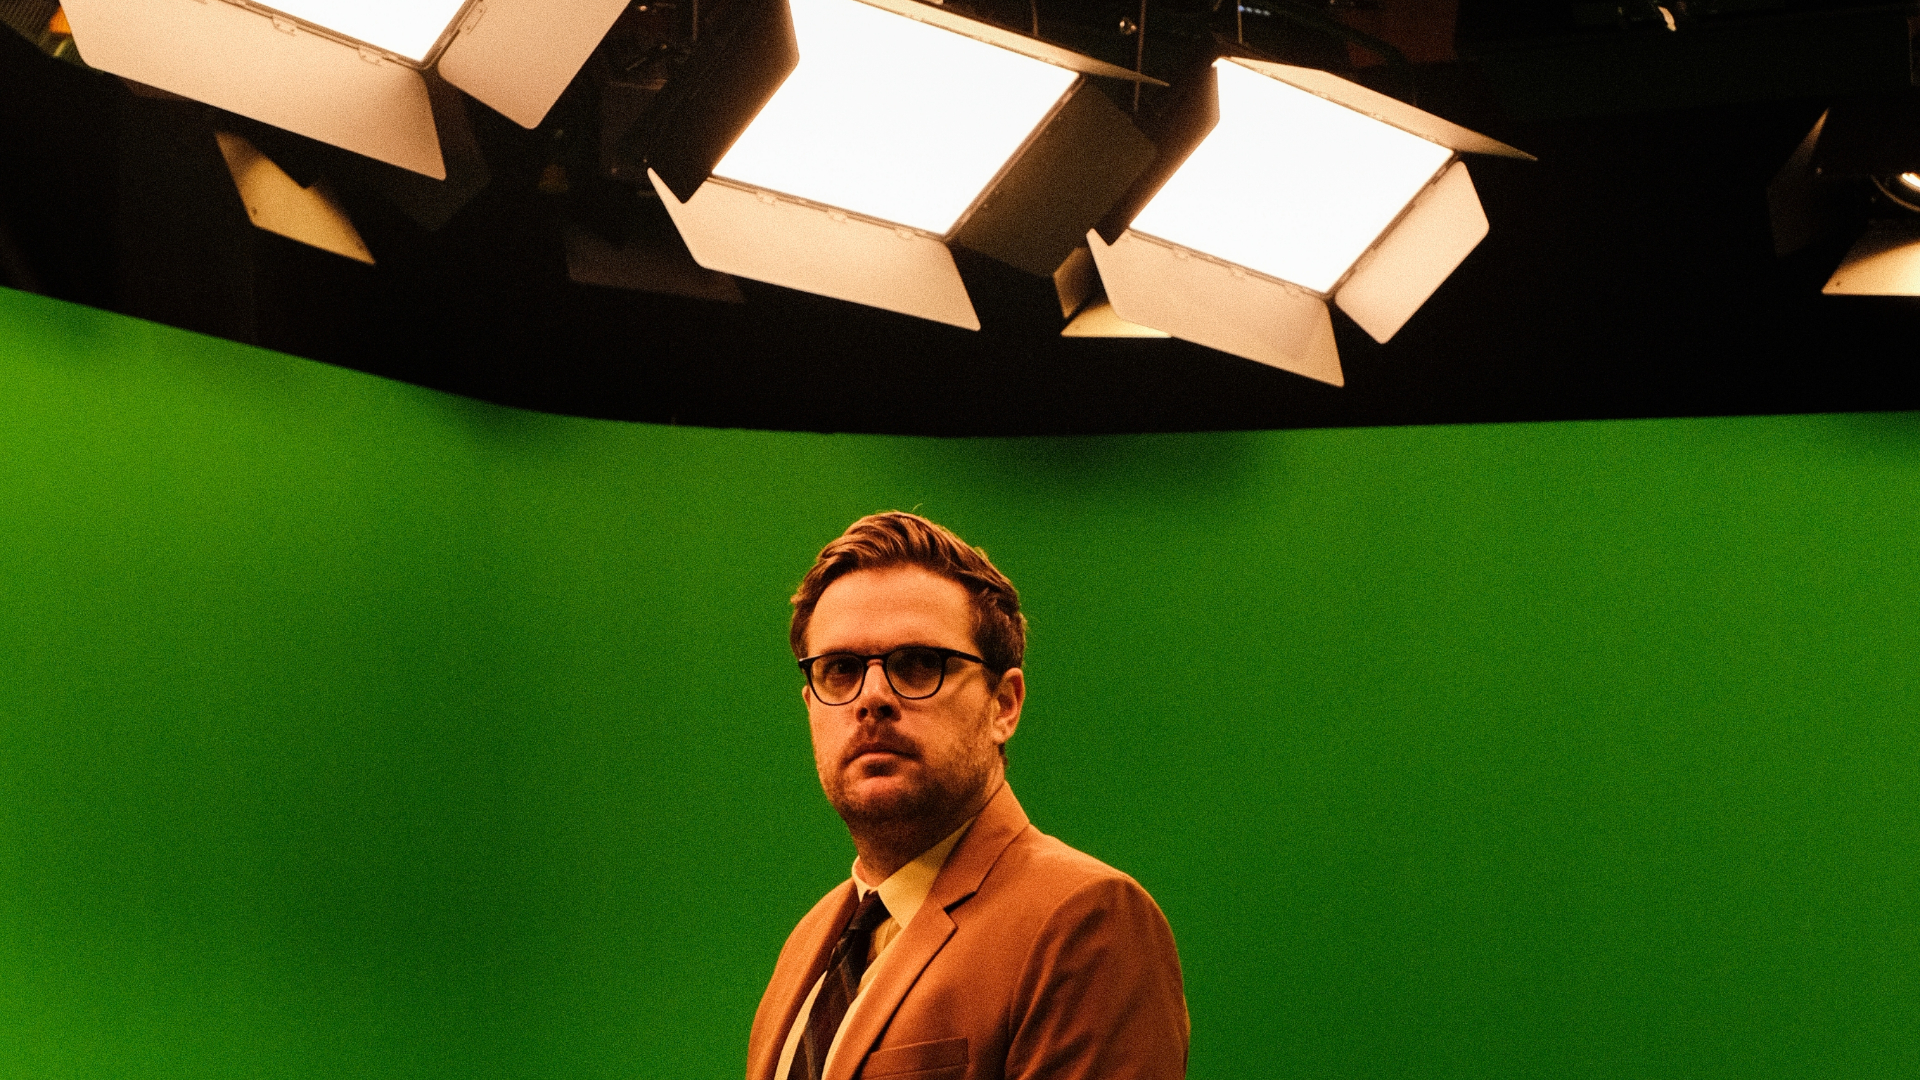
left=1130, top=59, right=1453, bottom=294
left=712, top=0, right=1078, bottom=236
left=259, top=0, right=469, bottom=62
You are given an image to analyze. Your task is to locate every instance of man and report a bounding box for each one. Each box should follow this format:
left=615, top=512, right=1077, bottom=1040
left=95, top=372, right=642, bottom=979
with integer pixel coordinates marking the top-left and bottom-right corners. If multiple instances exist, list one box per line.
left=749, top=512, right=1188, bottom=1080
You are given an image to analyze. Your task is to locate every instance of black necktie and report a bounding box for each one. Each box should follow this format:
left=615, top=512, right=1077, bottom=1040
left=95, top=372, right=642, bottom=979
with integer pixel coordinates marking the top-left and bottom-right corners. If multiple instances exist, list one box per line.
left=789, top=889, right=891, bottom=1080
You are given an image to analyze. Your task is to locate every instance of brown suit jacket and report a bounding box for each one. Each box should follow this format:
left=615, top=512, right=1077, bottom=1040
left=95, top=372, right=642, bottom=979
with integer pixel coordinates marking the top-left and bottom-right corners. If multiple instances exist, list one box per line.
left=747, top=783, right=1189, bottom=1080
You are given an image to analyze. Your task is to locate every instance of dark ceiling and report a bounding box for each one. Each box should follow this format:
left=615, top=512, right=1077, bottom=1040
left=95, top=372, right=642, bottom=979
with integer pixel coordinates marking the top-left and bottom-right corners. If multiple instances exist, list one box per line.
left=2, top=0, right=1918, bottom=436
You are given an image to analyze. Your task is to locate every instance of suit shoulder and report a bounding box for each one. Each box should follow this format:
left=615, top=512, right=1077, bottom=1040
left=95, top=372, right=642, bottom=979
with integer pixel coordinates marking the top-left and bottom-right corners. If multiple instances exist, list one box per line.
left=992, top=827, right=1163, bottom=910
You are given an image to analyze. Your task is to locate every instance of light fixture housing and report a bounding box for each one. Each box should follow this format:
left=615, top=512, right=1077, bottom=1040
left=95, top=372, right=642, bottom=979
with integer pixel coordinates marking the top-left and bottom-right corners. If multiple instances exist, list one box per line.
left=1764, top=101, right=1920, bottom=296
left=629, top=0, right=1158, bottom=330
left=1083, top=56, right=1532, bottom=385
left=60, top=0, right=631, bottom=179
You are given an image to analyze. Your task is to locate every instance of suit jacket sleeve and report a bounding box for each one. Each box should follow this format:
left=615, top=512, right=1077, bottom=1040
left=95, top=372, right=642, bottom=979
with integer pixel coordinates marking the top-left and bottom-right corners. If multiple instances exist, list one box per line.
left=1003, top=874, right=1189, bottom=1080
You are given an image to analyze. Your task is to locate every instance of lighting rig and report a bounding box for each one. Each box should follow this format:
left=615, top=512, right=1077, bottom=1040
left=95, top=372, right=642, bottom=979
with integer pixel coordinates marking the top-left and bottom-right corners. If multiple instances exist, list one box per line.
left=3, top=0, right=1531, bottom=387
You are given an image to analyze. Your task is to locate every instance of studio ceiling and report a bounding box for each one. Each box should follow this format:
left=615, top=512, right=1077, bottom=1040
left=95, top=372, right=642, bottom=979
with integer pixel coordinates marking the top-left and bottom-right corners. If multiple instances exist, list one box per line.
left=1, top=0, right=1916, bottom=436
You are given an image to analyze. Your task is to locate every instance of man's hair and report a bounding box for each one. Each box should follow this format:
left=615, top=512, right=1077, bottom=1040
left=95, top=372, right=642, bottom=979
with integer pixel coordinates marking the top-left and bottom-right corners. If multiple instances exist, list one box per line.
left=791, top=512, right=1027, bottom=676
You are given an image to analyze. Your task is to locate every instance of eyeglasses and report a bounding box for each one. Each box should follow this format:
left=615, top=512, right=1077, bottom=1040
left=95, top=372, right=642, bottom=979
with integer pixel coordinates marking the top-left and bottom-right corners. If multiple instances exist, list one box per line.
left=798, top=646, right=987, bottom=706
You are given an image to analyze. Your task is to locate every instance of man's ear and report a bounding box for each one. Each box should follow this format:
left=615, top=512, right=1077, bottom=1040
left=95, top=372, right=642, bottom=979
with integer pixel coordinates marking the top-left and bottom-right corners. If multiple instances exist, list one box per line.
left=988, top=667, right=1024, bottom=746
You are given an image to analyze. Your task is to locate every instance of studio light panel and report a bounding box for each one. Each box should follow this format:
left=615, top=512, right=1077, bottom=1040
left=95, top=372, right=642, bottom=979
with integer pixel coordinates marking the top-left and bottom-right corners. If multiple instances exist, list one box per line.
left=63, top=0, right=447, bottom=176
left=62, top=0, right=629, bottom=178
left=650, top=0, right=1156, bottom=329
left=711, top=0, right=1078, bottom=235
left=251, top=0, right=471, bottom=63
left=1087, top=56, right=1531, bottom=385
left=1129, top=60, right=1453, bottom=294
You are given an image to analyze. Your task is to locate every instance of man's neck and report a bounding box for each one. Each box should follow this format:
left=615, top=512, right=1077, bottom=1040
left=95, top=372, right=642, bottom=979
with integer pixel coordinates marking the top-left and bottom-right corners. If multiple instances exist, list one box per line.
left=850, top=776, right=1000, bottom=881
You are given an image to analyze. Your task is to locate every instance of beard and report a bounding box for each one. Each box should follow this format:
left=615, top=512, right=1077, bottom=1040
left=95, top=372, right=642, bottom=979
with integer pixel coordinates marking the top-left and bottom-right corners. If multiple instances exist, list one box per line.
left=820, top=717, right=1002, bottom=845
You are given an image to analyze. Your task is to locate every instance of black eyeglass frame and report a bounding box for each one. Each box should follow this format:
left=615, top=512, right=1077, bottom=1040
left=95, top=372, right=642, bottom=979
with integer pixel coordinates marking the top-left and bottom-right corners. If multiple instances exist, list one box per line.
left=797, top=646, right=989, bottom=705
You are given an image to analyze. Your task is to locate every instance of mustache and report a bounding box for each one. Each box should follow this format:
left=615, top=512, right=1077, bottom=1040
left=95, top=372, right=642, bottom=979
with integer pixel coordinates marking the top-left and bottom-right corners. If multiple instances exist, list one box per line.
left=843, top=736, right=919, bottom=766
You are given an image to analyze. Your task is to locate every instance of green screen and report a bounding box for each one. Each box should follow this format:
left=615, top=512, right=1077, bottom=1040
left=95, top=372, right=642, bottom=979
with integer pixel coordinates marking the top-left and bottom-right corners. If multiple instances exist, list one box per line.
left=2, top=285, right=1915, bottom=1079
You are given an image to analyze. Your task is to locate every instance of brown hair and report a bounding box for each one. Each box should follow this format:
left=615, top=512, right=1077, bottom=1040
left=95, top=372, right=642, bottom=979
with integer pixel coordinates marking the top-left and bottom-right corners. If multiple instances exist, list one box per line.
left=790, top=512, right=1027, bottom=676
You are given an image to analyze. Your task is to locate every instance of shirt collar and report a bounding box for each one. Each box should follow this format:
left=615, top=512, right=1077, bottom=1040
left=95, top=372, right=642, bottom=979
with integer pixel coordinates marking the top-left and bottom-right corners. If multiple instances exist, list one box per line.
left=850, top=817, right=975, bottom=931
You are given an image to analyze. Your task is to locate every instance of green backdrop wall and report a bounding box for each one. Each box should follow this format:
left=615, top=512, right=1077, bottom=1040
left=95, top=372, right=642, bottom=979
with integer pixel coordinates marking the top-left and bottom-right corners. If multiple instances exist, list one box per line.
left=1, top=285, right=1915, bottom=1079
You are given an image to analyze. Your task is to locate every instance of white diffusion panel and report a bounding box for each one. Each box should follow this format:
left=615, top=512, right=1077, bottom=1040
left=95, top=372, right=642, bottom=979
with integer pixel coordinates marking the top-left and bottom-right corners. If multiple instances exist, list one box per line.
left=1335, top=160, right=1487, bottom=343
left=712, top=0, right=1077, bottom=236
left=438, top=0, right=634, bottom=128
left=653, top=170, right=980, bottom=330
left=1088, top=228, right=1343, bottom=385
left=63, top=0, right=444, bottom=178
left=256, top=0, right=470, bottom=62
left=1129, top=58, right=1451, bottom=294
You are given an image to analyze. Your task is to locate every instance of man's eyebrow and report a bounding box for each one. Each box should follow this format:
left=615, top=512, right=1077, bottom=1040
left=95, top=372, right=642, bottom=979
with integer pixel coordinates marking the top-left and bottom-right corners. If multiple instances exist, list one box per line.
left=813, top=642, right=950, bottom=655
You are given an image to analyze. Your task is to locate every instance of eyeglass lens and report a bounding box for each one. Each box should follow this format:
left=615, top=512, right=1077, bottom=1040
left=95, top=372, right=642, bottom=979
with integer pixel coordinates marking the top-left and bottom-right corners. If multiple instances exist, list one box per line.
left=811, top=648, right=951, bottom=704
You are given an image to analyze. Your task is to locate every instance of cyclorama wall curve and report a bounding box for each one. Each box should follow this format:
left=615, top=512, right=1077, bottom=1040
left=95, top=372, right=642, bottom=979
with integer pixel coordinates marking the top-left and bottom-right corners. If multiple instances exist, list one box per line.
left=1, top=284, right=1916, bottom=1080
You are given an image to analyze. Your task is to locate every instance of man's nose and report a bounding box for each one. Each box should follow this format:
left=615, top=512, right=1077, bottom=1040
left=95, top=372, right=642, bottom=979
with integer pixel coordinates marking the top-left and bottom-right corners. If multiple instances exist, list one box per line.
left=855, top=657, right=899, bottom=719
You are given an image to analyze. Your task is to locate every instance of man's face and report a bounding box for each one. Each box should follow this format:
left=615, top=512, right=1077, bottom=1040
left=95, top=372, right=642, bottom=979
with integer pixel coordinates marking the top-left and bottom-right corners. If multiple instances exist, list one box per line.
left=803, top=566, right=1023, bottom=832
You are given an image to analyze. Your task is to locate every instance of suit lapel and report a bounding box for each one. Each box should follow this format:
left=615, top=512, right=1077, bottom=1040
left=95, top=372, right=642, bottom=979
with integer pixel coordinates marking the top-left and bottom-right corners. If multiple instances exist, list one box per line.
left=751, top=883, right=859, bottom=1080
left=822, top=784, right=1034, bottom=1080
left=825, top=894, right=958, bottom=1080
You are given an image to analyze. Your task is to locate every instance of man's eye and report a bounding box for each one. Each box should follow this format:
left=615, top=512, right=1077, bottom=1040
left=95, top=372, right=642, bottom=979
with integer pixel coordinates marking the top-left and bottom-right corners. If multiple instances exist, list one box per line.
left=820, top=655, right=864, bottom=679
left=893, top=649, right=944, bottom=679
